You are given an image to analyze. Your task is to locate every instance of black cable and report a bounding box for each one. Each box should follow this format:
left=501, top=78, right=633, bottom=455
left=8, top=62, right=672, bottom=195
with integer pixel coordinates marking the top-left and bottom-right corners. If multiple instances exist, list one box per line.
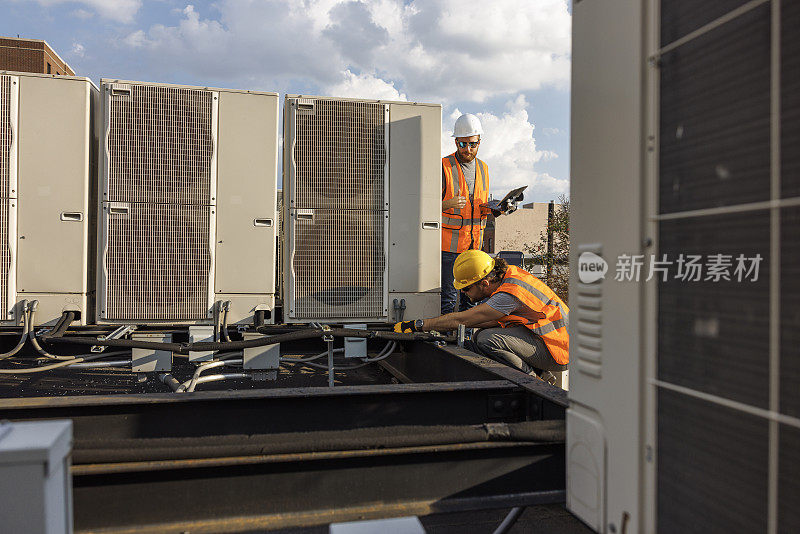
left=493, top=507, right=525, bottom=534
left=45, top=327, right=454, bottom=355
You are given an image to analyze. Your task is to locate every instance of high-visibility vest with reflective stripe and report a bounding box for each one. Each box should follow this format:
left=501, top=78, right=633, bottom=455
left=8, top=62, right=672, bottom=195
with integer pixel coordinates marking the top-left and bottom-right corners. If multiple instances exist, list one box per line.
left=441, top=153, right=489, bottom=253
left=491, top=266, right=570, bottom=365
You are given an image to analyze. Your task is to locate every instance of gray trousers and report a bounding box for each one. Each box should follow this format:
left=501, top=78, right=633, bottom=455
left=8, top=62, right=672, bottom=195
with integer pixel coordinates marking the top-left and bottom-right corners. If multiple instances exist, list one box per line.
left=470, top=326, right=568, bottom=374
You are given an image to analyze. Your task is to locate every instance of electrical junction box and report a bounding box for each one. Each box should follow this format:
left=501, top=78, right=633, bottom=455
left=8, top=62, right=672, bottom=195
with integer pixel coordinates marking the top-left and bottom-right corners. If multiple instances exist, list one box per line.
left=242, top=332, right=279, bottom=372
left=0, top=420, right=73, bottom=534
left=131, top=332, right=172, bottom=372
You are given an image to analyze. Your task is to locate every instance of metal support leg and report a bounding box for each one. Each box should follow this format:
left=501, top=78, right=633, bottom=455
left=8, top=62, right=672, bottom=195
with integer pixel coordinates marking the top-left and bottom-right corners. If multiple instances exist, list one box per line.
left=322, top=325, right=334, bottom=388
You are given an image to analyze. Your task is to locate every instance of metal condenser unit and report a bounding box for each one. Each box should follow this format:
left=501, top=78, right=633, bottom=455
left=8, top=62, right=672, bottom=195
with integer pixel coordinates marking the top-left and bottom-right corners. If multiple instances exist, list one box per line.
left=284, top=95, right=442, bottom=323
left=0, top=71, right=98, bottom=326
left=98, top=80, right=279, bottom=325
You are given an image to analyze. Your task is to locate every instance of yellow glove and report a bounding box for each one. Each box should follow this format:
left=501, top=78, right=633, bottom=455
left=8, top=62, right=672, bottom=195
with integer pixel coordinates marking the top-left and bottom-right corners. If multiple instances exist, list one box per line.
left=393, top=320, right=421, bottom=333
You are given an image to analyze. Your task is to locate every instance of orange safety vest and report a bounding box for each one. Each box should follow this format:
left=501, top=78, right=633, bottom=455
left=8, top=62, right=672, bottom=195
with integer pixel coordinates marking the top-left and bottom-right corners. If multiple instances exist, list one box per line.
left=491, top=266, right=570, bottom=365
left=441, top=154, right=489, bottom=253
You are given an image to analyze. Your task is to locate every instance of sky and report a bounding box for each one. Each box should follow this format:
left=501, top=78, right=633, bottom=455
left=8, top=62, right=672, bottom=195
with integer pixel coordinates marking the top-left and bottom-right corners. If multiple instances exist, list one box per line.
left=2, top=0, right=572, bottom=202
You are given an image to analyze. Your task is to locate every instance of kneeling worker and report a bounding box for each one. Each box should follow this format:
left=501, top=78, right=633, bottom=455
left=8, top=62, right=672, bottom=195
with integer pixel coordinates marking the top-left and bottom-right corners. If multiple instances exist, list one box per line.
left=394, top=250, right=569, bottom=374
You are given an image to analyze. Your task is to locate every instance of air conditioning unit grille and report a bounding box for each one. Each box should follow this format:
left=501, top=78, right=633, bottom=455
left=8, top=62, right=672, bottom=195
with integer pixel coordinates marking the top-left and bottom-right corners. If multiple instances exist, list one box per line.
left=0, top=201, right=8, bottom=315
left=292, top=210, right=385, bottom=319
left=107, top=85, right=214, bottom=205
left=105, top=203, right=212, bottom=320
left=0, top=76, right=12, bottom=316
left=0, top=75, right=11, bottom=199
left=293, top=99, right=386, bottom=210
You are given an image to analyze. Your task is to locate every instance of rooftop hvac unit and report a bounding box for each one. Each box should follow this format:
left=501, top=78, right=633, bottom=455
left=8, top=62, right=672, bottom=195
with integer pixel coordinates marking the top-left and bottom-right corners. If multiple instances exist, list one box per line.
left=284, top=96, right=441, bottom=322
left=569, top=1, right=795, bottom=532
left=0, top=71, right=98, bottom=326
left=98, top=80, right=278, bottom=324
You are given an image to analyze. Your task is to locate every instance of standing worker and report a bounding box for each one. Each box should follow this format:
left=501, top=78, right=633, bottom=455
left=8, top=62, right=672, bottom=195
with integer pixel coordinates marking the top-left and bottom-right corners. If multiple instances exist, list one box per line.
left=395, top=250, right=569, bottom=375
left=441, top=113, right=490, bottom=315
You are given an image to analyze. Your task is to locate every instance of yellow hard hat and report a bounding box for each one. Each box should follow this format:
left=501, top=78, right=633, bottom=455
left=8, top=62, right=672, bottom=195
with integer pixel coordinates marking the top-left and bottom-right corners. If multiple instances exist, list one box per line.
left=453, top=250, right=495, bottom=289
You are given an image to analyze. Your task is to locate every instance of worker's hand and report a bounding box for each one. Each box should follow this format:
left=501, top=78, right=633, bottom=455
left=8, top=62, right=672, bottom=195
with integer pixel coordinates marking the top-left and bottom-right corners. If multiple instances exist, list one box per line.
left=393, top=320, right=420, bottom=333
left=442, top=196, right=467, bottom=211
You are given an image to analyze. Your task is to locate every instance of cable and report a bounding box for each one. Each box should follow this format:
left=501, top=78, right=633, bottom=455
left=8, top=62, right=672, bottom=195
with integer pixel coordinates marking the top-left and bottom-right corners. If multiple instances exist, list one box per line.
left=0, top=301, right=29, bottom=361
left=493, top=507, right=525, bottom=534
left=0, top=351, right=130, bottom=374
left=29, top=306, right=76, bottom=360
left=43, top=327, right=455, bottom=355
left=220, top=301, right=232, bottom=342
left=188, top=373, right=250, bottom=391
left=65, top=359, right=130, bottom=369
left=279, top=341, right=396, bottom=371
left=177, top=355, right=243, bottom=393
left=280, top=348, right=344, bottom=363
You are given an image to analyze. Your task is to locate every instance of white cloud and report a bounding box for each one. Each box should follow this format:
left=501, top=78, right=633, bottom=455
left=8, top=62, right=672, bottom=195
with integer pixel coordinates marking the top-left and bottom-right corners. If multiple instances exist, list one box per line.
left=118, top=0, right=571, bottom=102
left=441, top=95, right=568, bottom=201
left=71, top=8, right=93, bottom=19
left=326, top=70, right=407, bottom=101
left=71, top=43, right=86, bottom=57
left=35, top=0, right=141, bottom=23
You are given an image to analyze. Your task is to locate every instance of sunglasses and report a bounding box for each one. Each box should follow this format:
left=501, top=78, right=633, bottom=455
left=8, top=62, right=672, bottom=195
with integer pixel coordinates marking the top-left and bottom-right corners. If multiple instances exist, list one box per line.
left=457, top=141, right=480, bottom=148
left=460, top=282, right=477, bottom=293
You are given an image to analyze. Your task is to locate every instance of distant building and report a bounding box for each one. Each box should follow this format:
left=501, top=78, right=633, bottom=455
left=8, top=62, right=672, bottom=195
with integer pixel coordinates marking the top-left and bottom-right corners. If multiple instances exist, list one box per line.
left=0, top=37, right=74, bottom=76
left=484, top=201, right=557, bottom=255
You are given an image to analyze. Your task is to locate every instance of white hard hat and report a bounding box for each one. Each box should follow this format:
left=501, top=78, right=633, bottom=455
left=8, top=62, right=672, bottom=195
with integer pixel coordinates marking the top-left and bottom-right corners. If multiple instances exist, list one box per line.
left=452, top=113, right=483, bottom=138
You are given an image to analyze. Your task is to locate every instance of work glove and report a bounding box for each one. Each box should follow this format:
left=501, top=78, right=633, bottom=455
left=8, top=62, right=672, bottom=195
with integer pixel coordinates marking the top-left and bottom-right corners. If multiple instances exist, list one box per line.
left=393, top=320, right=420, bottom=333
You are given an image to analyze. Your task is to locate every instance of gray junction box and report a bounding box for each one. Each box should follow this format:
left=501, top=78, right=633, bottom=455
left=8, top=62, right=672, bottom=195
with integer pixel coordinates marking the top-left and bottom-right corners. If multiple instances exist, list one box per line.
left=0, top=420, right=73, bottom=534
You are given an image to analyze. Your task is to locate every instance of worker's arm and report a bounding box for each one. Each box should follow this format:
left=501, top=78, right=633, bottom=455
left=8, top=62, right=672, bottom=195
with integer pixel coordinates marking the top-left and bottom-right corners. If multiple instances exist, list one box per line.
left=422, top=303, right=505, bottom=332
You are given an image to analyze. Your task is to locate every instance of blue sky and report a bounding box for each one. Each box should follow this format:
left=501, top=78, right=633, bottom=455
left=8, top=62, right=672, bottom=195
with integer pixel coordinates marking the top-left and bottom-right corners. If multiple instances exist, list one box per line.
left=3, top=0, right=571, bottom=202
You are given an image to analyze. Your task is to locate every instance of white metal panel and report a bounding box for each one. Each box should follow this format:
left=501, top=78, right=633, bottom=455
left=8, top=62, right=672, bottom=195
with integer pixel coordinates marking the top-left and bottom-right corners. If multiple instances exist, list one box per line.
left=214, top=90, right=278, bottom=298
left=568, top=0, right=647, bottom=531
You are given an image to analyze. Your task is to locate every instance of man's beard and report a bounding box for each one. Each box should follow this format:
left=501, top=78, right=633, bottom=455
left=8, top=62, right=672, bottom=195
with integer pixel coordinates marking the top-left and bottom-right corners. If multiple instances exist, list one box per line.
left=456, top=151, right=476, bottom=164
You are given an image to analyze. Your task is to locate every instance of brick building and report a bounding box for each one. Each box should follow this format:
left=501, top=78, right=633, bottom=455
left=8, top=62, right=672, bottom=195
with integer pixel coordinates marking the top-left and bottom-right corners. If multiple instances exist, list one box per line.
left=0, top=37, right=74, bottom=76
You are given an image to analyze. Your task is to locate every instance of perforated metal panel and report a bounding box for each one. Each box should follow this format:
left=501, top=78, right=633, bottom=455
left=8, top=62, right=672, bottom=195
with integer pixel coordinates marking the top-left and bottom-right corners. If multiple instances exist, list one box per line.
left=101, top=81, right=217, bottom=322
left=0, top=75, right=15, bottom=318
left=290, top=209, right=386, bottom=319
left=291, top=99, right=387, bottom=210
left=106, top=84, right=215, bottom=205
left=0, top=75, right=12, bottom=199
left=103, top=203, right=213, bottom=320
left=286, top=97, right=388, bottom=320
left=0, top=200, right=10, bottom=317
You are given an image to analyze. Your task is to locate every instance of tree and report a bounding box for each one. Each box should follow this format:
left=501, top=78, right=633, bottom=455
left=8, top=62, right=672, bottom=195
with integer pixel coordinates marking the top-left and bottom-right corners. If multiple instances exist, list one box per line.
left=525, top=194, right=569, bottom=304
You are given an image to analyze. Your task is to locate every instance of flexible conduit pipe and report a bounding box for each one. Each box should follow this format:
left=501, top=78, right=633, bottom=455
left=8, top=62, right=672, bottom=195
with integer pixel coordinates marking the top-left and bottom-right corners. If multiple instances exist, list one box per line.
left=0, top=300, right=29, bottom=361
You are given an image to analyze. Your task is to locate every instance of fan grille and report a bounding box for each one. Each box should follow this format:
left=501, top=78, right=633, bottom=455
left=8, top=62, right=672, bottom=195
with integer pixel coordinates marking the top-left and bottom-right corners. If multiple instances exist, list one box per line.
left=293, top=99, right=386, bottom=210
left=291, top=210, right=385, bottom=319
left=104, top=203, right=212, bottom=320
left=107, top=85, right=214, bottom=204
